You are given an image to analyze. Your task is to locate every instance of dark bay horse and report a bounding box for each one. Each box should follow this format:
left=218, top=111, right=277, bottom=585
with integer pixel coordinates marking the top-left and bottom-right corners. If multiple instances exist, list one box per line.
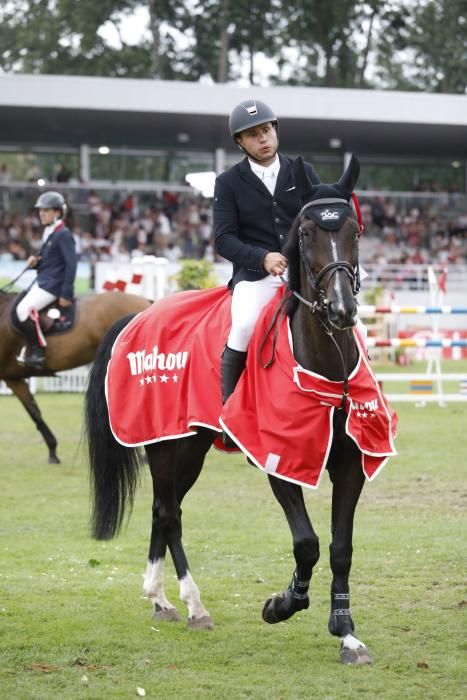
left=85, top=155, right=389, bottom=664
left=0, top=290, right=151, bottom=462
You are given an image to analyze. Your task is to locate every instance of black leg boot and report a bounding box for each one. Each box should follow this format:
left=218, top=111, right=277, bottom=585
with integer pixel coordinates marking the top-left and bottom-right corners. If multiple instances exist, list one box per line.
left=16, top=318, right=46, bottom=370
left=221, top=345, right=247, bottom=448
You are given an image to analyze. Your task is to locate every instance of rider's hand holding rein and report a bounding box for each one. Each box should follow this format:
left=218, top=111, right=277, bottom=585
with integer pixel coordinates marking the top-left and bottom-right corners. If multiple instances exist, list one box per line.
left=263, top=252, right=288, bottom=277
left=27, top=255, right=40, bottom=269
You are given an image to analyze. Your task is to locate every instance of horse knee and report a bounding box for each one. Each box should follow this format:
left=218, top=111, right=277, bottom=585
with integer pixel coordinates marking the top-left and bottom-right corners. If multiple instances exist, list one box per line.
left=329, top=542, right=353, bottom=575
left=294, top=536, right=320, bottom=569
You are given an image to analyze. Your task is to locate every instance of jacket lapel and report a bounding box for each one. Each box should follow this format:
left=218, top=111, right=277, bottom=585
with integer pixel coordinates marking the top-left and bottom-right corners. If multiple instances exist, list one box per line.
left=237, top=157, right=272, bottom=197
left=274, top=155, right=292, bottom=196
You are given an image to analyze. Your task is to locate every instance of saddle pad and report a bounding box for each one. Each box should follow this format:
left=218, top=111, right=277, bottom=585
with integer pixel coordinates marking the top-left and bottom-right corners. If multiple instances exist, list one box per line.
left=106, top=286, right=232, bottom=446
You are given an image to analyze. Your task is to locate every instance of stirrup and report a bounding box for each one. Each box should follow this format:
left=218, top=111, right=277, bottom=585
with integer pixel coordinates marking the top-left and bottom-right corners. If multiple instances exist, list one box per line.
left=24, top=349, right=46, bottom=369
left=16, top=346, right=27, bottom=365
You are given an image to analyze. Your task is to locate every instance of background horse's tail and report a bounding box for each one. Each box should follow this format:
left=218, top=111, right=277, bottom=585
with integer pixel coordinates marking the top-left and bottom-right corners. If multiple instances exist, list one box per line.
left=85, top=313, right=144, bottom=540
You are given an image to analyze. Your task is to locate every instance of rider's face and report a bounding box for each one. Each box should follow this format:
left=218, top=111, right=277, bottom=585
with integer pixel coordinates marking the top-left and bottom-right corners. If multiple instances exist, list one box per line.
left=236, top=122, right=278, bottom=165
left=38, top=208, right=59, bottom=226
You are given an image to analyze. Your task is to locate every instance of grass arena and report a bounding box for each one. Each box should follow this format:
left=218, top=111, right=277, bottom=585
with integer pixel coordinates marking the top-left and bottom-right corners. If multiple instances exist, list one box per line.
left=0, top=383, right=465, bottom=699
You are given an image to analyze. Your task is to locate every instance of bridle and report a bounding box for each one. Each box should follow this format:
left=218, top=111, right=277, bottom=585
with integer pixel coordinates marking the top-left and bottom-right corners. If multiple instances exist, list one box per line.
left=290, top=197, right=362, bottom=406
left=292, top=198, right=361, bottom=315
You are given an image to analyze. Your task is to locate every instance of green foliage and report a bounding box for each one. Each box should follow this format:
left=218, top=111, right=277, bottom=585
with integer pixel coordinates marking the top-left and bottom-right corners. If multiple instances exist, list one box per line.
left=0, top=1, right=464, bottom=91
left=375, top=0, right=467, bottom=93
left=171, top=258, right=219, bottom=290
left=0, top=393, right=466, bottom=698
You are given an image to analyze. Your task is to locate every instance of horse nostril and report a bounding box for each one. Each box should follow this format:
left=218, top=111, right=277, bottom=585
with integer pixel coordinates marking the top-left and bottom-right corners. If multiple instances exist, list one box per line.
left=328, top=301, right=357, bottom=329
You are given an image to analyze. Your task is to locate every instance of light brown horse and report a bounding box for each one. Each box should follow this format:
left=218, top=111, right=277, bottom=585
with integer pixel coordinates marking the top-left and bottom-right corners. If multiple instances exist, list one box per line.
left=0, top=290, right=151, bottom=462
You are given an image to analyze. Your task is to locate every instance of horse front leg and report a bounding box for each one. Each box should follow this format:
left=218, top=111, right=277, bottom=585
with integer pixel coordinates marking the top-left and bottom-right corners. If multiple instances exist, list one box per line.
left=327, top=442, right=372, bottom=664
left=5, top=378, right=59, bottom=463
left=262, top=475, right=320, bottom=624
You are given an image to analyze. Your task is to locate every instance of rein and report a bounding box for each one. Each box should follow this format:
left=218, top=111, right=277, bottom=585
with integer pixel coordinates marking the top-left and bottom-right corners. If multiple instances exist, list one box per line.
left=0, top=264, right=31, bottom=293
left=259, top=194, right=362, bottom=406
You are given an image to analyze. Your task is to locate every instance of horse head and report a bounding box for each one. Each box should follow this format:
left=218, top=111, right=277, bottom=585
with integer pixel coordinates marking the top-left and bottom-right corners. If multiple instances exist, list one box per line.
left=287, top=155, right=361, bottom=330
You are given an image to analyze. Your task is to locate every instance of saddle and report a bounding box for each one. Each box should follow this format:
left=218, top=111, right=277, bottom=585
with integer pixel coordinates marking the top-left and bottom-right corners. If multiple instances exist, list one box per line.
left=11, top=291, right=77, bottom=337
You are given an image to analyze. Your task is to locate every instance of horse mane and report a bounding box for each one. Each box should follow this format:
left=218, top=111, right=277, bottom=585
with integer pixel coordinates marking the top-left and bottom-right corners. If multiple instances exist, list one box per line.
left=283, top=213, right=301, bottom=317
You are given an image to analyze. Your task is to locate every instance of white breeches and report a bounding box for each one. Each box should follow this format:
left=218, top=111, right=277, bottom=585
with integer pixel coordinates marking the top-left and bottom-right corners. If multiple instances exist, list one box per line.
left=16, top=283, right=57, bottom=323
left=228, top=275, right=285, bottom=352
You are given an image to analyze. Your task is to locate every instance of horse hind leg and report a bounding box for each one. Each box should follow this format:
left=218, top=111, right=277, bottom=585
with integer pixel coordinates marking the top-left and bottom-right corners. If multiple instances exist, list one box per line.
left=146, top=435, right=214, bottom=630
left=143, top=555, right=182, bottom=622
left=262, top=476, right=319, bottom=624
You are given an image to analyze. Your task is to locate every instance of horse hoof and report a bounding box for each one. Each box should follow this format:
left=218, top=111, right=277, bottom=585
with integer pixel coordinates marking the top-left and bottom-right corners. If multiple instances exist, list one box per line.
left=153, top=606, right=182, bottom=622
left=262, top=596, right=281, bottom=624
left=340, top=644, right=373, bottom=665
left=187, top=615, right=214, bottom=630
left=48, top=455, right=60, bottom=464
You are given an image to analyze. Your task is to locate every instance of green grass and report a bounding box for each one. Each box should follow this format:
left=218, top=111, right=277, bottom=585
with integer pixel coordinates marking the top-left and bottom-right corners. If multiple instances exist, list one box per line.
left=0, top=278, right=91, bottom=295
left=0, top=394, right=466, bottom=699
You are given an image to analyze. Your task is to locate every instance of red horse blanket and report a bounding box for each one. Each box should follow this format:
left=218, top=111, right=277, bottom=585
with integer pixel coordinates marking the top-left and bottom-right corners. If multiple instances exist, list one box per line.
left=106, top=286, right=397, bottom=488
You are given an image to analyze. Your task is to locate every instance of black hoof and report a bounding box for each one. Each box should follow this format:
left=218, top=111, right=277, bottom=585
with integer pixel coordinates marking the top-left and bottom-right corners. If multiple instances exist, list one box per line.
left=262, top=592, right=309, bottom=624
left=48, top=454, right=60, bottom=464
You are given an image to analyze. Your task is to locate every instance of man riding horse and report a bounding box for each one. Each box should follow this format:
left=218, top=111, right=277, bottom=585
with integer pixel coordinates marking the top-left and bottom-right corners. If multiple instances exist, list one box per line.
left=15, top=191, right=77, bottom=369
left=213, top=99, right=319, bottom=447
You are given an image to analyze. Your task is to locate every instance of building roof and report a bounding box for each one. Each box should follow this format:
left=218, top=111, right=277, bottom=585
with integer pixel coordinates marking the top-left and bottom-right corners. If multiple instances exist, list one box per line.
left=0, top=73, right=465, bottom=158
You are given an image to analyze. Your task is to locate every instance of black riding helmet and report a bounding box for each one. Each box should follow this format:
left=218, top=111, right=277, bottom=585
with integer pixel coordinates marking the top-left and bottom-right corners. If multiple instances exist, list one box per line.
left=229, top=99, right=279, bottom=139
left=34, top=191, right=67, bottom=217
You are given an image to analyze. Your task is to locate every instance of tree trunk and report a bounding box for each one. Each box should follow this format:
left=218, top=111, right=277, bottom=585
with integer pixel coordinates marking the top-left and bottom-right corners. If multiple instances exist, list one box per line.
left=217, top=0, right=232, bottom=83
left=147, top=0, right=162, bottom=79
left=358, top=6, right=377, bottom=87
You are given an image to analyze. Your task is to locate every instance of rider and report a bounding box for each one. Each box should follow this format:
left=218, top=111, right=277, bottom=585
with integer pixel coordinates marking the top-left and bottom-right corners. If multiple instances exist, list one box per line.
left=16, top=191, right=77, bottom=369
left=214, top=98, right=318, bottom=447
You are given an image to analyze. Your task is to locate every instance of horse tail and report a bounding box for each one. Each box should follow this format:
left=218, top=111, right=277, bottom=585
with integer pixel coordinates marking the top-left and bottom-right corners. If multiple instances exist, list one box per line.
left=85, top=313, right=145, bottom=540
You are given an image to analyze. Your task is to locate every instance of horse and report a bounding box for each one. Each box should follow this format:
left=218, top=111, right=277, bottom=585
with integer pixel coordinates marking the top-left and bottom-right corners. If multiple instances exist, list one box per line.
left=84, top=155, right=396, bottom=664
left=0, top=289, right=151, bottom=463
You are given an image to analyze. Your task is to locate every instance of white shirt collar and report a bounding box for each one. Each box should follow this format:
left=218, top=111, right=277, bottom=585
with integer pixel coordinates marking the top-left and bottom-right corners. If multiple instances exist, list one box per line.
left=248, top=154, right=280, bottom=178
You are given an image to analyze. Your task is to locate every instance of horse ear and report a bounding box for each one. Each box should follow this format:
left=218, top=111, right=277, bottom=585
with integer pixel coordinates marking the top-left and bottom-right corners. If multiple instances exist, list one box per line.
left=293, top=156, right=320, bottom=202
left=337, top=154, right=360, bottom=196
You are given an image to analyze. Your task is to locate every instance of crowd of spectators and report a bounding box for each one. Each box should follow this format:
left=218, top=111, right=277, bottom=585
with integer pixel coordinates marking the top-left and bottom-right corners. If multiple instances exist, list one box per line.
left=0, top=184, right=466, bottom=270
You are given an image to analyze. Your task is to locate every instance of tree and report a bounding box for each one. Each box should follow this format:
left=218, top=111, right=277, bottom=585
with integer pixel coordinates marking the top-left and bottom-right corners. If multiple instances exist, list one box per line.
left=375, top=0, right=467, bottom=94
left=0, top=0, right=181, bottom=79
left=271, top=0, right=377, bottom=88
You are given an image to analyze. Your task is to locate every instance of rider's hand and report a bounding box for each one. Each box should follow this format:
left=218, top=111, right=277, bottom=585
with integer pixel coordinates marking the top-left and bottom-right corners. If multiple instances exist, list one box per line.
left=263, top=252, right=288, bottom=277
left=26, top=255, right=39, bottom=269
left=58, top=297, right=72, bottom=308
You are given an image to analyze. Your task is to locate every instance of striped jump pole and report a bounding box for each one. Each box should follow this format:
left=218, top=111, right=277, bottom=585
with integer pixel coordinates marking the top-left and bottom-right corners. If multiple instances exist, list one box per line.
left=359, top=306, right=467, bottom=315
left=366, top=338, right=467, bottom=348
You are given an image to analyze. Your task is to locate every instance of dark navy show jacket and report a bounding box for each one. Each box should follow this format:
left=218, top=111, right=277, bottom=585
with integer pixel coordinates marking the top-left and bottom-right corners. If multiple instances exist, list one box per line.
left=36, top=225, right=77, bottom=300
left=213, top=154, right=317, bottom=288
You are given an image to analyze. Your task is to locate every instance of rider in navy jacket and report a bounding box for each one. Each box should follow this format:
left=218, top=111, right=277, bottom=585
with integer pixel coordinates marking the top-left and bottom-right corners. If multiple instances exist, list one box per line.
left=34, top=221, right=77, bottom=300
left=15, top=191, right=77, bottom=369
left=214, top=99, right=318, bottom=448
left=214, top=153, right=317, bottom=289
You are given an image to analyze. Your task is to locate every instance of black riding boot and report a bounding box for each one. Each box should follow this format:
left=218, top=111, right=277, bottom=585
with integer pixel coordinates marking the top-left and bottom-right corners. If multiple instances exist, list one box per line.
left=16, top=318, right=46, bottom=369
left=221, top=345, right=247, bottom=448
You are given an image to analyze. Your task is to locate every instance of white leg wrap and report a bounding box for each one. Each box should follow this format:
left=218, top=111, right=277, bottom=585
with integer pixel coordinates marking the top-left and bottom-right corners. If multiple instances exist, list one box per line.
left=341, top=632, right=365, bottom=650
left=179, top=571, right=209, bottom=619
left=143, top=559, right=176, bottom=611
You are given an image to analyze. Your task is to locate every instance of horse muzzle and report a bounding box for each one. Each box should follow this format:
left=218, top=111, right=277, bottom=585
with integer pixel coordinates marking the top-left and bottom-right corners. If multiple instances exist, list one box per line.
left=327, top=299, right=358, bottom=330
